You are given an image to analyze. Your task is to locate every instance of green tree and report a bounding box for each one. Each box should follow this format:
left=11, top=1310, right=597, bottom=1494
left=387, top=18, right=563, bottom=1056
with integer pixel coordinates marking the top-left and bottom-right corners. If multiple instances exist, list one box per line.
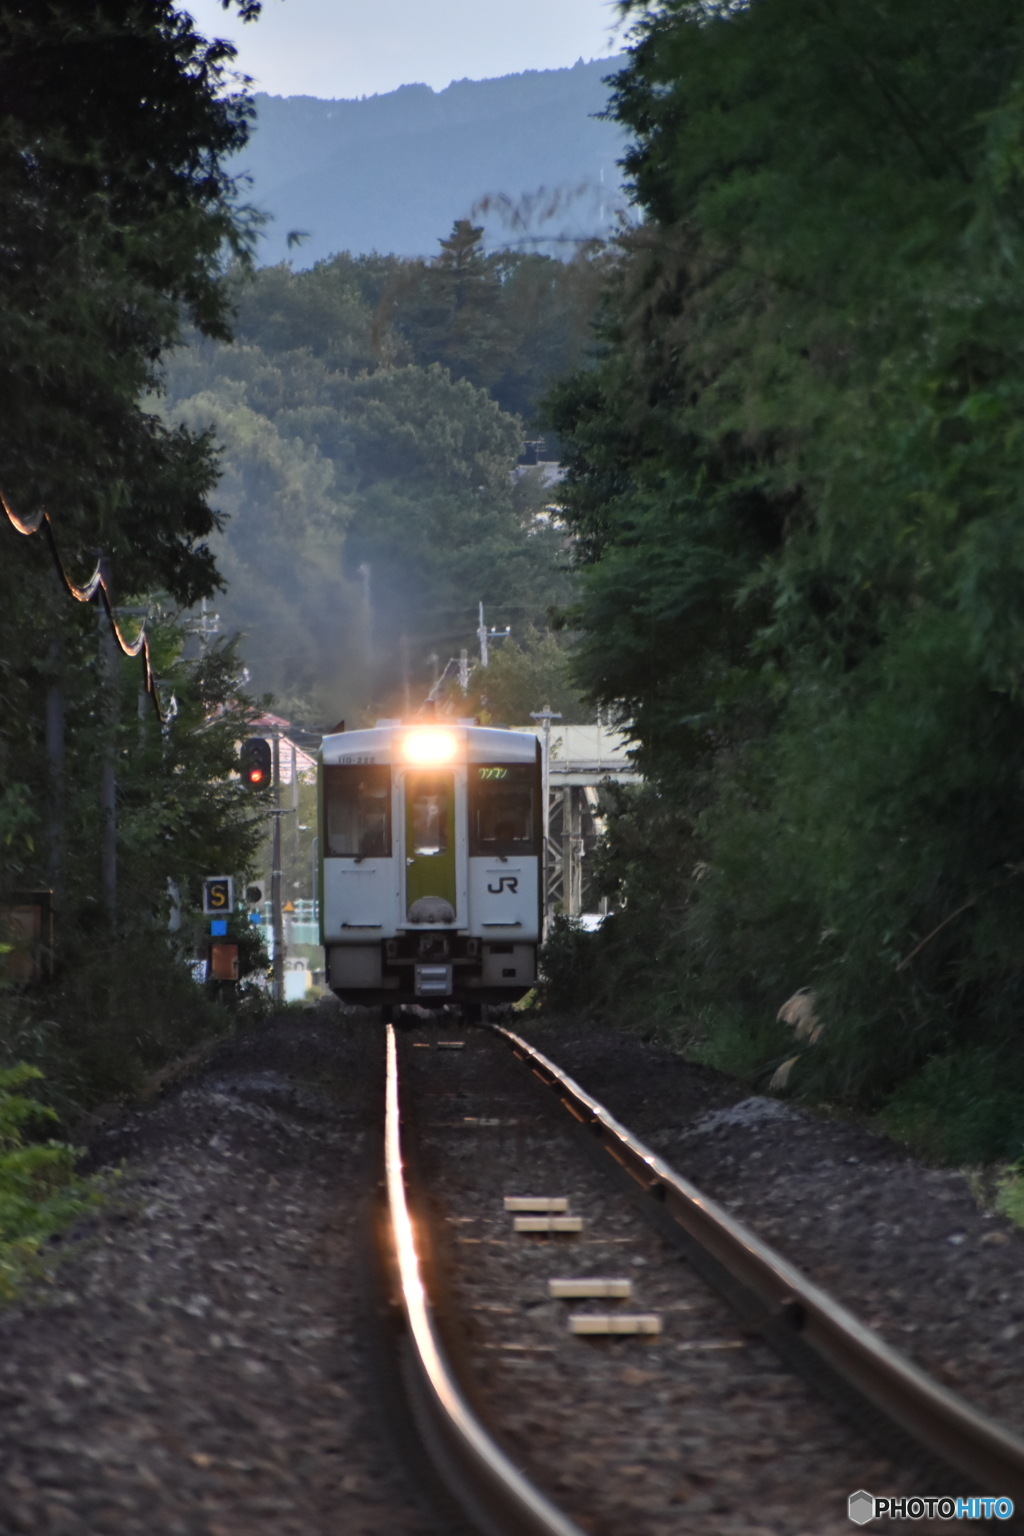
left=464, top=628, right=590, bottom=726
left=1, top=0, right=274, bottom=1110
left=376, top=221, right=611, bottom=420
left=230, top=253, right=402, bottom=373
left=0, top=0, right=261, bottom=599
left=544, top=0, right=1024, bottom=1154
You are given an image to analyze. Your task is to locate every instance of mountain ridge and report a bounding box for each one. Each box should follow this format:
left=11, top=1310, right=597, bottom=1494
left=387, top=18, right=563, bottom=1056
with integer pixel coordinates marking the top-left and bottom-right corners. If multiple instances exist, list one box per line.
left=236, top=55, right=629, bottom=266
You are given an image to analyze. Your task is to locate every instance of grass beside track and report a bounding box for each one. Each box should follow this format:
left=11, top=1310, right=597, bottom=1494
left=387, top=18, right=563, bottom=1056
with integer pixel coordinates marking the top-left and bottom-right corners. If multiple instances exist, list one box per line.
left=0, top=1063, right=100, bottom=1299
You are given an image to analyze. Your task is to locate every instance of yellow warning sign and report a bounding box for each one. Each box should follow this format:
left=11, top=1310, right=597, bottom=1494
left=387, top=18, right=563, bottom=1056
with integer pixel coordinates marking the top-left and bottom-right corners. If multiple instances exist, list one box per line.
left=282, top=900, right=295, bottom=912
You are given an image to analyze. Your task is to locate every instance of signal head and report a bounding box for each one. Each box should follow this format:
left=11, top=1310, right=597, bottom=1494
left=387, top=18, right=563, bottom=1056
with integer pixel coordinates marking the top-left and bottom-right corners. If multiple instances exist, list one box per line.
left=240, top=737, right=272, bottom=789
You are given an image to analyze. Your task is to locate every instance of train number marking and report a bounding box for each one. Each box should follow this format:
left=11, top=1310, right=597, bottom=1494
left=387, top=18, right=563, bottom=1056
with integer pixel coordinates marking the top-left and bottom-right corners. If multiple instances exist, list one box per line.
left=338, top=755, right=376, bottom=764
left=487, top=875, right=519, bottom=894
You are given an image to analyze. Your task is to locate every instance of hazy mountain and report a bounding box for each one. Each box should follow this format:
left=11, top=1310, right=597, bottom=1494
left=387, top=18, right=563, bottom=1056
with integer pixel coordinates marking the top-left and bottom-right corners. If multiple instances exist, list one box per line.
left=237, top=56, right=629, bottom=267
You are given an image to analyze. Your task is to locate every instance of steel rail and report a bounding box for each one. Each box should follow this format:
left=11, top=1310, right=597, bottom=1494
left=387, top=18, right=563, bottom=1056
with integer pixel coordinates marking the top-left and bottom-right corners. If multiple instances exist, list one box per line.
left=382, top=1024, right=586, bottom=1536
left=492, top=1022, right=1024, bottom=1504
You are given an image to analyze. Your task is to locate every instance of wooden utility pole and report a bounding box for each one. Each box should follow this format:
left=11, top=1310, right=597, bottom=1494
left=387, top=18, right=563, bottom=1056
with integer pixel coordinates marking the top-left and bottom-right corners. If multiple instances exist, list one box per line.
left=358, top=561, right=373, bottom=705
left=477, top=602, right=489, bottom=669
left=400, top=631, right=411, bottom=714
left=45, top=574, right=65, bottom=905
left=98, top=556, right=118, bottom=929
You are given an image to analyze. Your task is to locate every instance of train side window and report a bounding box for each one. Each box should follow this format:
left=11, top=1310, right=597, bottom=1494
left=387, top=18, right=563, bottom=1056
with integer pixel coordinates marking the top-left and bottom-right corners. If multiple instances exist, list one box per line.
left=324, top=764, right=392, bottom=857
left=469, top=764, right=537, bottom=856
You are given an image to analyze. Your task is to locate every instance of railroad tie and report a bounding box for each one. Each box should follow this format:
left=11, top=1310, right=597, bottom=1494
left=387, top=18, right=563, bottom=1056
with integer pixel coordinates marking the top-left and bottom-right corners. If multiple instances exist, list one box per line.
left=569, top=1315, right=663, bottom=1336
left=514, top=1216, right=583, bottom=1233
left=505, top=1197, right=580, bottom=1233
left=549, top=1278, right=633, bottom=1299
left=504, top=1197, right=568, bottom=1212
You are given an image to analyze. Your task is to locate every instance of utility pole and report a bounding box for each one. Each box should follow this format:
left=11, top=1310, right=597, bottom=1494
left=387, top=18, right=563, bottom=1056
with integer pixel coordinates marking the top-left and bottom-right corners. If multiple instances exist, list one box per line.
left=459, top=647, right=469, bottom=694
left=98, top=555, right=118, bottom=930
left=45, top=652, right=65, bottom=900
left=271, top=732, right=284, bottom=1005
left=291, top=739, right=300, bottom=873
left=194, top=596, right=220, bottom=654
left=562, top=786, right=582, bottom=917
left=401, top=631, right=411, bottom=714
left=477, top=602, right=489, bottom=669
left=358, top=561, right=373, bottom=693
left=477, top=601, right=510, bottom=669
left=530, top=707, right=562, bottom=936
left=45, top=569, right=65, bottom=906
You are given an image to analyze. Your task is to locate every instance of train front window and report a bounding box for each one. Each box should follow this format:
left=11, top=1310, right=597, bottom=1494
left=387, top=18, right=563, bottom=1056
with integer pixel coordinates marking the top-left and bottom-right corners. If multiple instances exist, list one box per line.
left=409, top=773, right=450, bottom=856
left=469, top=764, right=537, bottom=856
left=324, top=764, right=391, bottom=857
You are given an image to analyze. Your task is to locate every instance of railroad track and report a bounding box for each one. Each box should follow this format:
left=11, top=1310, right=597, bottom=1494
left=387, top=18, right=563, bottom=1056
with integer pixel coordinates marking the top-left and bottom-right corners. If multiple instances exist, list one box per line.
left=379, top=1020, right=1024, bottom=1534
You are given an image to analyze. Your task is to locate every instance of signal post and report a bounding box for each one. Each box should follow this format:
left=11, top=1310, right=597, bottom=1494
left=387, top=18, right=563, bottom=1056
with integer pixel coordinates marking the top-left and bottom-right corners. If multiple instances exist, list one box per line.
left=271, top=732, right=284, bottom=1005
left=239, top=733, right=286, bottom=1003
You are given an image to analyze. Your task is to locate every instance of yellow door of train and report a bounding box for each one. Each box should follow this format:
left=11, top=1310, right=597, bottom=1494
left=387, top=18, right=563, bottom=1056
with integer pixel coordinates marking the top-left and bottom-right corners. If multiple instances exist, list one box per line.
left=403, top=770, right=457, bottom=924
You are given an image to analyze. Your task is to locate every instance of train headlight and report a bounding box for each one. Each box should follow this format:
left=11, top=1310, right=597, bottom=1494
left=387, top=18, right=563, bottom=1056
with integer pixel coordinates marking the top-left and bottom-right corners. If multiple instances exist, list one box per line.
left=402, top=729, right=458, bottom=765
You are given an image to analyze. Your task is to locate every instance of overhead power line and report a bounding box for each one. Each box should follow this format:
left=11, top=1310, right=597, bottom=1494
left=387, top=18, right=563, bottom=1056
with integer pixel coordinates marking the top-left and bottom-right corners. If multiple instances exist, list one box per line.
left=1, top=488, right=176, bottom=725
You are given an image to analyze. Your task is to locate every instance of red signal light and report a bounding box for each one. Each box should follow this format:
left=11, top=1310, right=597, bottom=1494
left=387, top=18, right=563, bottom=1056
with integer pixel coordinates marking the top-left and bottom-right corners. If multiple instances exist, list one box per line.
left=240, top=737, right=272, bottom=789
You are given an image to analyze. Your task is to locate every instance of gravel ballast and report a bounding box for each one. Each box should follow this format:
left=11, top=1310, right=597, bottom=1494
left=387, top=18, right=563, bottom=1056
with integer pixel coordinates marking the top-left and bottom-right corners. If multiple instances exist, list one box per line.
left=0, top=1014, right=438, bottom=1536
left=2, top=1009, right=1021, bottom=1536
left=521, top=1023, right=1024, bottom=1439
left=403, top=1025, right=961, bottom=1535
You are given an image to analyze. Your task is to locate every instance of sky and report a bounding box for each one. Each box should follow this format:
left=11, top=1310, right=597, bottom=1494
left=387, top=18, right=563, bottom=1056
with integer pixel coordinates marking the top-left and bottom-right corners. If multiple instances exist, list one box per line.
left=185, top=0, right=627, bottom=100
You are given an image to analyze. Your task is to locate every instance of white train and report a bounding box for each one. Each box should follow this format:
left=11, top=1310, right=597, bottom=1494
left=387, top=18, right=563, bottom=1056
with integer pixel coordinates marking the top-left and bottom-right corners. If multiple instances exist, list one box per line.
left=318, top=719, right=541, bottom=1015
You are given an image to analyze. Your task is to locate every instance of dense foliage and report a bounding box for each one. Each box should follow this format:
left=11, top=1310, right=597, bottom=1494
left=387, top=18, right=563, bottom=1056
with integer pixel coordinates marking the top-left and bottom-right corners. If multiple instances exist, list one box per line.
left=462, top=627, right=594, bottom=726
left=545, top=0, right=1024, bottom=1157
left=377, top=220, right=611, bottom=419
left=0, top=0, right=258, bottom=600
left=0, top=1, right=270, bottom=1111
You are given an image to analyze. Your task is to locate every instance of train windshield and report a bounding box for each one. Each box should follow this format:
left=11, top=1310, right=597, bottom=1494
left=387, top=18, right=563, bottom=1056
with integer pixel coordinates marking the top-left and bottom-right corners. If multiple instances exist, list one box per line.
left=323, top=764, right=392, bottom=857
left=469, top=764, right=537, bottom=857
left=408, top=773, right=451, bottom=856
